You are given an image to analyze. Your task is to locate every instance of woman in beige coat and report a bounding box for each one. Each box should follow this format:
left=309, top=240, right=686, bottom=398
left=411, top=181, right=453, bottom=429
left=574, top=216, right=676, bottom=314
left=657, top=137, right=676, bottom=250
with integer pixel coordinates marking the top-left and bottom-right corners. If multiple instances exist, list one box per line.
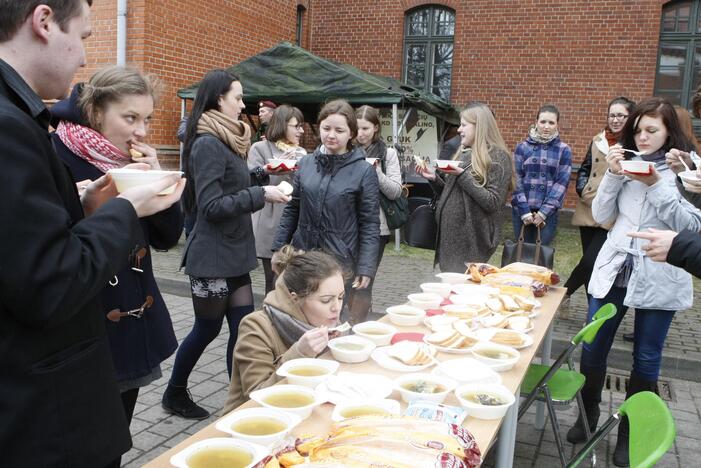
left=249, top=106, right=306, bottom=293
left=563, top=97, right=635, bottom=310
left=223, top=246, right=345, bottom=413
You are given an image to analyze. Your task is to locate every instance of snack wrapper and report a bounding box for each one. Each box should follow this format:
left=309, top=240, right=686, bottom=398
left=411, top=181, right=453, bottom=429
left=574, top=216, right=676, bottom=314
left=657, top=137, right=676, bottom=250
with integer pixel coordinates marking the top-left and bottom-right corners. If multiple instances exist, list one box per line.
left=405, top=400, right=468, bottom=425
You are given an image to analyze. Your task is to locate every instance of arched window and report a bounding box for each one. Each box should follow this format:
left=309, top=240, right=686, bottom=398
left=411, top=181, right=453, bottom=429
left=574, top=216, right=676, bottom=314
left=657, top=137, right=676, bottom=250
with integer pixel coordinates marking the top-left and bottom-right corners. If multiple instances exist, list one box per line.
left=403, top=5, right=455, bottom=100
left=655, top=1, right=701, bottom=108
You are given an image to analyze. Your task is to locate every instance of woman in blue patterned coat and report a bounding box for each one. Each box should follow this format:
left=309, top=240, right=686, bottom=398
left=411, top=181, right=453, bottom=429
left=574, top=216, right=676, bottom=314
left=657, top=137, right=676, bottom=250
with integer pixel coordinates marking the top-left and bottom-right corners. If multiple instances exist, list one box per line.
left=511, top=104, right=572, bottom=245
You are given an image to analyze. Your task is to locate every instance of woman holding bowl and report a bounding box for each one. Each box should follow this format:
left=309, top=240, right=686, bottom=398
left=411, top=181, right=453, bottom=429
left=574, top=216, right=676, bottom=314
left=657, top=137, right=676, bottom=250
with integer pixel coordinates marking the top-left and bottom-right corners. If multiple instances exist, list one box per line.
left=249, top=105, right=306, bottom=293
left=573, top=98, right=701, bottom=466
left=416, top=102, right=513, bottom=271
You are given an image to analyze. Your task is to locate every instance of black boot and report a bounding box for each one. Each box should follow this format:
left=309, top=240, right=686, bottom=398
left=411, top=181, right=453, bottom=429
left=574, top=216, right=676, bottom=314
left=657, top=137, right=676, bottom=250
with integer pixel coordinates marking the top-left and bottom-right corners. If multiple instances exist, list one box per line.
left=613, top=373, right=658, bottom=467
left=162, top=383, right=210, bottom=420
left=567, top=367, right=606, bottom=444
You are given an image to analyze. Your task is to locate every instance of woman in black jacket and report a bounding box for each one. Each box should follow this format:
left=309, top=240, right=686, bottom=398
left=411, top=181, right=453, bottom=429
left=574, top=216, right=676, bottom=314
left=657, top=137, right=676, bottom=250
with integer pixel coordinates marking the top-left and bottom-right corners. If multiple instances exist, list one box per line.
left=165, top=69, right=289, bottom=419
left=51, top=66, right=182, bottom=438
left=273, top=99, right=380, bottom=324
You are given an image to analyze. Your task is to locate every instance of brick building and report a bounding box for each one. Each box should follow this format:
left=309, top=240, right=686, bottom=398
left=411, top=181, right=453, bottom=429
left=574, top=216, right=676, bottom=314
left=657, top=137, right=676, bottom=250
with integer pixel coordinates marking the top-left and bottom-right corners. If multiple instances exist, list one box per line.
left=77, top=0, right=693, bottom=207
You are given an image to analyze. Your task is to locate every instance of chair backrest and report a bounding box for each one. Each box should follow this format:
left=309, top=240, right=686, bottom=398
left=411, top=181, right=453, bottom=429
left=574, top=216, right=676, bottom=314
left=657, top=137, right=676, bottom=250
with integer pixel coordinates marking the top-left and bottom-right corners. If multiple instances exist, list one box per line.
left=567, top=391, right=676, bottom=468
left=620, top=391, right=676, bottom=468
left=571, top=303, right=617, bottom=345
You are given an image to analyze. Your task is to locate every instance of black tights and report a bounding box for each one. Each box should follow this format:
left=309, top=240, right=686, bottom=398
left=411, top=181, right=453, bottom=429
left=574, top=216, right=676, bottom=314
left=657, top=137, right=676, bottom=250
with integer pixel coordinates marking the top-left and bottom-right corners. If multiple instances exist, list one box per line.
left=169, top=281, right=254, bottom=387
left=564, top=226, right=608, bottom=296
left=261, top=258, right=276, bottom=294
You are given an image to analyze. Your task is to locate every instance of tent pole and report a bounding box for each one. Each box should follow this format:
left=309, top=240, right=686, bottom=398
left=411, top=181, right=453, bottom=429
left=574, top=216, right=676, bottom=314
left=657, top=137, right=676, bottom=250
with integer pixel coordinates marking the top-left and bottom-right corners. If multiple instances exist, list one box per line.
left=392, top=104, right=400, bottom=252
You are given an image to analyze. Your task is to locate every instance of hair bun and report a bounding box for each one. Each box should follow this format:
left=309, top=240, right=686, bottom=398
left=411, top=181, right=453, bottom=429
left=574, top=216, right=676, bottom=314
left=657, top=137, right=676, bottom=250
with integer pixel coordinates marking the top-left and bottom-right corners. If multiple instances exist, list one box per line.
left=272, top=245, right=305, bottom=273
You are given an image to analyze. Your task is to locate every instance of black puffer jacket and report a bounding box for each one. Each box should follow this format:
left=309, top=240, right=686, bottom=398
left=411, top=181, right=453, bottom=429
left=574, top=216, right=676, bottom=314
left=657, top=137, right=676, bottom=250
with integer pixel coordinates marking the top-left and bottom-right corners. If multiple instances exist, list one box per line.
left=273, top=146, right=381, bottom=277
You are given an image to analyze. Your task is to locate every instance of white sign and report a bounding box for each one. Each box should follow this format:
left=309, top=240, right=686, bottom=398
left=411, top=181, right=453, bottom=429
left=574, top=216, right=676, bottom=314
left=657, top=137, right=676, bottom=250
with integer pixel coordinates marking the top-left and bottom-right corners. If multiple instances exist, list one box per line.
left=379, top=108, right=439, bottom=182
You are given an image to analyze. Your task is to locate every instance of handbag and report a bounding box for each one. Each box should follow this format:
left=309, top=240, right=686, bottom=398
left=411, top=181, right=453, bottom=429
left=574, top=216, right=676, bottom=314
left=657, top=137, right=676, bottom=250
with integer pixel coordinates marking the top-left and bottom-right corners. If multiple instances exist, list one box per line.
left=501, top=224, right=554, bottom=269
left=378, top=154, right=409, bottom=230
left=403, top=198, right=437, bottom=250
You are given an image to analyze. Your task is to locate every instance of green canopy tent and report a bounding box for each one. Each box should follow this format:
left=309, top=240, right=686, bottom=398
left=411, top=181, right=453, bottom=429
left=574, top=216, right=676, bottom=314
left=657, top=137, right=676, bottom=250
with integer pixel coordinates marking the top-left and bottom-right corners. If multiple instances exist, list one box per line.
left=177, top=41, right=459, bottom=128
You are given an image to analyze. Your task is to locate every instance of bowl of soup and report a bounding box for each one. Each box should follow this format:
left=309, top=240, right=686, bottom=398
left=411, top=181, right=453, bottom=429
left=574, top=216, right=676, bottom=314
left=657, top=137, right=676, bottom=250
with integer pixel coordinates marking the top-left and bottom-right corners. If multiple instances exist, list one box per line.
left=386, top=305, right=426, bottom=326
left=435, top=272, right=469, bottom=284
left=215, top=408, right=301, bottom=447
left=407, top=293, right=443, bottom=310
left=352, top=321, right=397, bottom=346
left=394, top=372, right=457, bottom=404
left=108, top=168, right=183, bottom=195
left=620, top=160, right=653, bottom=175
left=454, top=383, right=515, bottom=420
left=276, top=358, right=339, bottom=387
left=267, top=158, right=298, bottom=171
left=331, top=398, right=401, bottom=422
left=327, top=335, right=376, bottom=363
left=249, top=384, right=323, bottom=419
left=470, top=342, right=520, bottom=372
left=170, top=437, right=268, bottom=468
left=419, top=282, right=453, bottom=298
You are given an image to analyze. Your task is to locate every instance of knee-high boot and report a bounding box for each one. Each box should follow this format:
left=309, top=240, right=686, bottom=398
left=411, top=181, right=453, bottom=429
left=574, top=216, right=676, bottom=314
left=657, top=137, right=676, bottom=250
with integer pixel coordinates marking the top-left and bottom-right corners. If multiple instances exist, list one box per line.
left=613, top=372, right=658, bottom=467
left=567, top=367, right=606, bottom=443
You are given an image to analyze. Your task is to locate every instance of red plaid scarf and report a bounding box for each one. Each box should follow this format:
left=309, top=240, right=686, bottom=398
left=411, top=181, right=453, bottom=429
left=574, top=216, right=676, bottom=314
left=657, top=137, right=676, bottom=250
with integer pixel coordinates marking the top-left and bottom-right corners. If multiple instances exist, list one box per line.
left=55, top=121, right=131, bottom=173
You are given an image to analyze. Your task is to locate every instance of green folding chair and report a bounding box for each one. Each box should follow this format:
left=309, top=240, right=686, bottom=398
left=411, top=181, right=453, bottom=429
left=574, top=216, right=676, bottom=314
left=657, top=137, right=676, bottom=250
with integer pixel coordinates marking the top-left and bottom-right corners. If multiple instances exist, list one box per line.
left=518, top=303, right=617, bottom=466
left=567, top=391, right=676, bottom=468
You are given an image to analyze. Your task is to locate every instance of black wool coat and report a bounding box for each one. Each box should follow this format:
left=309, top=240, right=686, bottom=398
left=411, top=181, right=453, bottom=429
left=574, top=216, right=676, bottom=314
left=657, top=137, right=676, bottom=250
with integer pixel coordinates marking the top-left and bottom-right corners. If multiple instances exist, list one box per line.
left=0, top=61, right=137, bottom=467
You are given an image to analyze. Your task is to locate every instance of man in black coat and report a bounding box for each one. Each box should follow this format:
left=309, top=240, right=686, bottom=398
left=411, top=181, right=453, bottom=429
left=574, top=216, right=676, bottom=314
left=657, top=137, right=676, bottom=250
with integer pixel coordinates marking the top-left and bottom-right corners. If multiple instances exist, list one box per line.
left=0, top=2, right=185, bottom=467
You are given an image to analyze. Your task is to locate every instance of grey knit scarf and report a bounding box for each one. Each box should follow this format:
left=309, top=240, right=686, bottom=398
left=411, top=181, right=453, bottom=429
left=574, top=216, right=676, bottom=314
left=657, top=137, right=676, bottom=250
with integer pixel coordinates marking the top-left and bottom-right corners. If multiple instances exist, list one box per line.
left=264, top=304, right=313, bottom=348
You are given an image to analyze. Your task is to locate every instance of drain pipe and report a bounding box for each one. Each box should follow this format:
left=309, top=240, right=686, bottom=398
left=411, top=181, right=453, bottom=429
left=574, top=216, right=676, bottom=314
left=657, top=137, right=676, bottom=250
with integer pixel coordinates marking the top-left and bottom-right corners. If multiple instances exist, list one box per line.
left=117, top=0, right=127, bottom=65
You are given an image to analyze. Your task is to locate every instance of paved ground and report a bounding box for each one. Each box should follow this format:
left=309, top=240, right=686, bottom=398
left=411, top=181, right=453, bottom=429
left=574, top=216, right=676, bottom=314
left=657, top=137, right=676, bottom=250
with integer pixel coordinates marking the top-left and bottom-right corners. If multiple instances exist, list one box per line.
left=120, top=237, right=701, bottom=467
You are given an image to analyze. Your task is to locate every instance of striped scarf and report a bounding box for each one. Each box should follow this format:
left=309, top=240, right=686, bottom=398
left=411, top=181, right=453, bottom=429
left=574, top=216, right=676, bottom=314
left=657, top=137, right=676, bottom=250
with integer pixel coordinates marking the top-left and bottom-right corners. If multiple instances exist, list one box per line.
left=55, top=120, right=131, bottom=173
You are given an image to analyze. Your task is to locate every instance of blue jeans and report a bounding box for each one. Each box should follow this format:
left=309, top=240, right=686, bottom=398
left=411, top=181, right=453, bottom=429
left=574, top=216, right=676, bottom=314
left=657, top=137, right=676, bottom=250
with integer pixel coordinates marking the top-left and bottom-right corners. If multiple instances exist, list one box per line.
left=511, top=209, right=559, bottom=246
left=580, top=286, right=675, bottom=381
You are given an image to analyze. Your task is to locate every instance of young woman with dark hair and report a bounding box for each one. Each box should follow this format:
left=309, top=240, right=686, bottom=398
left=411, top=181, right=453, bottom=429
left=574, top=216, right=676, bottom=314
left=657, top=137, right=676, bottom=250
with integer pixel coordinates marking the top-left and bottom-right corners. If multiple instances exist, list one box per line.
left=249, top=105, right=306, bottom=294
left=570, top=97, right=701, bottom=466
left=223, top=246, right=346, bottom=413
left=563, top=97, right=636, bottom=309
left=163, top=69, right=289, bottom=420
left=511, top=104, right=572, bottom=245
left=273, top=99, right=380, bottom=325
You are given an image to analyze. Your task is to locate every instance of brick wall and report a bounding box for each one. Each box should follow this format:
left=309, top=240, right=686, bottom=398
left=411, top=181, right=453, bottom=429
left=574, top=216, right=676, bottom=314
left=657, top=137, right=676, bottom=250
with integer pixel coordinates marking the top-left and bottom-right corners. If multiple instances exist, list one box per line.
left=308, top=0, right=668, bottom=208
left=75, top=0, right=299, bottom=149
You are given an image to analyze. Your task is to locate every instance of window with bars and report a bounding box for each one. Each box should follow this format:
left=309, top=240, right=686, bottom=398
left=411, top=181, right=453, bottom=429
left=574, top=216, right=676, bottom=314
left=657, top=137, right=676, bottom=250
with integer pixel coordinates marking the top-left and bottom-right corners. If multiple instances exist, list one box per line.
left=655, top=1, right=701, bottom=109
left=403, top=6, right=455, bottom=100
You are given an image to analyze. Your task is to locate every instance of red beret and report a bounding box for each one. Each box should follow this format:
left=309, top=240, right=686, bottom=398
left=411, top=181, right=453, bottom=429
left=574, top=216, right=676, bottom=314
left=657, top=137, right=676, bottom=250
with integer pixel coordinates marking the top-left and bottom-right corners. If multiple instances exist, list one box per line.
left=258, top=100, right=277, bottom=109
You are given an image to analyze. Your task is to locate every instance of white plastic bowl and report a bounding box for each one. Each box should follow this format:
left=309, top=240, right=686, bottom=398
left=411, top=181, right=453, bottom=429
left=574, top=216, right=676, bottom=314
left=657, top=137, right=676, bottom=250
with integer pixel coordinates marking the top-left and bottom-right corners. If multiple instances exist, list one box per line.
left=386, top=305, right=426, bottom=326
left=394, top=372, right=457, bottom=404
left=454, top=383, right=515, bottom=420
left=331, top=398, right=400, bottom=422
left=679, top=170, right=701, bottom=193
left=327, top=336, right=376, bottom=363
left=352, top=321, right=396, bottom=346
left=169, top=437, right=268, bottom=468
left=268, top=158, right=298, bottom=170
left=249, top=384, right=323, bottom=419
left=365, top=157, right=379, bottom=166
left=407, top=292, right=443, bottom=310
left=435, top=272, right=470, bottom=284
left=215, top=407, right=301, bottom=447
left=108, top=168, right=183, bottom=195
left=470, top=342, right=520, bottom=372
left=420, top=282, right=453, bottom=298
left=435, top=159, right=460, bottom=170
left=276, top=358, right=339, bottom=388
left=620, top=160, right=653, bottom=175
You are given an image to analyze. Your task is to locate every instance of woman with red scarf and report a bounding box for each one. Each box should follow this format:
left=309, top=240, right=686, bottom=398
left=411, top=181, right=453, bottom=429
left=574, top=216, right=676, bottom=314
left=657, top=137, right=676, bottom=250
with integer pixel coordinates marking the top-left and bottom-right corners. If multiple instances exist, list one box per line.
left=50, top=66, right=182, bottom=444
left=563, top=97, right=636, bottom=311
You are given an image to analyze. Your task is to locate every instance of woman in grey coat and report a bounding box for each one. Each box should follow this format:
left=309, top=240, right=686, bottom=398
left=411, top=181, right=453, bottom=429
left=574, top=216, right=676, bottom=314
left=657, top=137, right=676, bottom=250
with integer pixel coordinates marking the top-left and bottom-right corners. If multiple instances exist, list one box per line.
left=576, top=98, right=701, bottom=466
left=417, top=103, right=513, bottom=272
left=248, top=105, right=306, bottom=293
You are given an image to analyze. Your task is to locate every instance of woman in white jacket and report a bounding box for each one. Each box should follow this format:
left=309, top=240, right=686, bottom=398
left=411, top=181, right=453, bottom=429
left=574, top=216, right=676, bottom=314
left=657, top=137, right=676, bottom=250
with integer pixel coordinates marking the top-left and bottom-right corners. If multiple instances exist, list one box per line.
left=348, top=105, right=402, bottom=323
left=572, top=98, right=701, bottom=467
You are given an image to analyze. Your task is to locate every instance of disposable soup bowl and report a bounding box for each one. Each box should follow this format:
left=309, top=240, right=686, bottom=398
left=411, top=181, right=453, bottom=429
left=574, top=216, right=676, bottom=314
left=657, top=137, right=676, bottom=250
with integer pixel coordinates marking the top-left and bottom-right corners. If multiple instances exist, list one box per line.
left=455, top=383, right=515, bottom=420
left=420, top=282, right=453, bottom=298
left=407, top=293, right=443, bottom=310
left=215, top=407, right=301, bottom=447
left=352, top=321, right=396, bottom=346
left=327, top=336, right=376, bottom=363
left=108, top=168, right=183, bottom=195
left=394, top=372, right=457, bottom=404
left=470, top=342, right=520, bottom=372
left=275, top=358, right=339, bottom=388
left=386, top=305, right=426, bottom=326
left=169, top=437, right=268, bottom=468
left=249, top=384, right=323, bottom=420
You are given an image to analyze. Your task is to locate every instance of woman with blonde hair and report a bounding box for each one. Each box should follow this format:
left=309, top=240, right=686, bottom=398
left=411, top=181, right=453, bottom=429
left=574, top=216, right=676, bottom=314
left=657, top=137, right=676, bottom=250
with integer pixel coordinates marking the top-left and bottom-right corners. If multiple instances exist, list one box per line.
left=417, top=102, right=513, bottom=271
